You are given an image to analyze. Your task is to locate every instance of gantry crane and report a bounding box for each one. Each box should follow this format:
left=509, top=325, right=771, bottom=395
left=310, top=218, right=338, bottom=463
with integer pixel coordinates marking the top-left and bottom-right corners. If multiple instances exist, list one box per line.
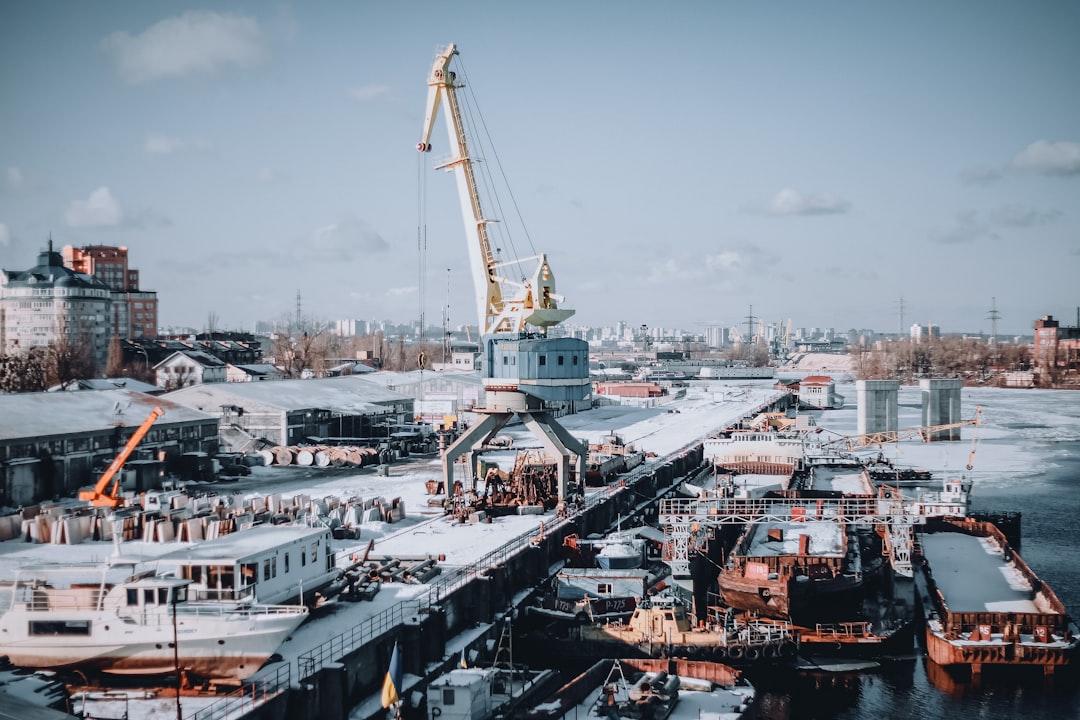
left=417, top=44, right=589, bottom=502
left=79, top=406, right=164, bottom=507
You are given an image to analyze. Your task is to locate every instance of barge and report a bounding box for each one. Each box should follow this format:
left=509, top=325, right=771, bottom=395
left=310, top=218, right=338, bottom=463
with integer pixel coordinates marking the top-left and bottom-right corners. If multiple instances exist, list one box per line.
left=914, top=517, right=1078, bottom=675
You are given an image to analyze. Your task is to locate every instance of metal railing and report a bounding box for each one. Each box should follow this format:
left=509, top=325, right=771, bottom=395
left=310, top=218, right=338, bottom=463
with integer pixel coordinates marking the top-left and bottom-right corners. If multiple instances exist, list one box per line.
left=190, top=663, right=292, bottom=720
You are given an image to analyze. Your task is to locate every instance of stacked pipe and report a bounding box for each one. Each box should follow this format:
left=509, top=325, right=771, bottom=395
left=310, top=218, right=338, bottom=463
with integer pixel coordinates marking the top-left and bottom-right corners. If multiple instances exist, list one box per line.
left=262, top=445, right=381, bottom=468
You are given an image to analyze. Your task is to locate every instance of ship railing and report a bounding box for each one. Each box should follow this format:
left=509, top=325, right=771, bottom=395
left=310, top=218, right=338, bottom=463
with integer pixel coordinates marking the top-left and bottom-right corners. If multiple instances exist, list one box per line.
left=190, top=662, right=292, bottom=720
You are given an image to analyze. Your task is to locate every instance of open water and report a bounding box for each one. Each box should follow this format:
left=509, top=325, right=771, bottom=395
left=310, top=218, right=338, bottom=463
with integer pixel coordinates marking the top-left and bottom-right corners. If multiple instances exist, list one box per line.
left=747, top=386, right=1080, bottom=720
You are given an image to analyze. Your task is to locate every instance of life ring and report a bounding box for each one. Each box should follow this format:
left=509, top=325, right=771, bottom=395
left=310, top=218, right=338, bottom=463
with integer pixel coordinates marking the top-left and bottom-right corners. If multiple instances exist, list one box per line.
left=432, top=707, right=442, bottom=717
left=728, top=645, right=745, bottom=660
left=715, top=645, right=728, bottom=660
left=767, top=645, right=781, bottom=659
left=760, top=588, right=771, bottom=599
left=745, top=647, right=761, bottom=661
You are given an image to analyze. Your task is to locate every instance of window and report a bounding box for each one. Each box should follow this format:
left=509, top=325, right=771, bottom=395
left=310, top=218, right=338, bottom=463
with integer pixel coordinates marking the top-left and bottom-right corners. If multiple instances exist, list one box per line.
left=264, top=559, right=272, bottom=581
left=442, top=689, right=456, bottom=705
left=30, top=620, right=91, bottom=636
left=597, top=582, right=613, bottom=594
left=310, top=543, right=318, bottom=564
left=284, top=553, right=290, bottom=573
left=539, top=356, right=546, bottom=366
left=558, top=355, right=564, bottom=366
left=573, top=355, right=579, bottom=365
left=503, top=356, right=509, bottom=365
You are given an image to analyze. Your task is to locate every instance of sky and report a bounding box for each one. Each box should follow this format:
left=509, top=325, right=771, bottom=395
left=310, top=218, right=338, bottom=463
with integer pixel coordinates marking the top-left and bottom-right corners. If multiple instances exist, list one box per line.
left=0, top=1, right=1077, bottom=338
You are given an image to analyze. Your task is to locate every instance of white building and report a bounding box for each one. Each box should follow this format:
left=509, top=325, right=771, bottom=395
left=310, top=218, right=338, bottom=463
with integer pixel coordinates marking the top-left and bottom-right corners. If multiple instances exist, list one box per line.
left=0, top=241, right=112, bottom=370
left=155, top=350, right=227, bottom=389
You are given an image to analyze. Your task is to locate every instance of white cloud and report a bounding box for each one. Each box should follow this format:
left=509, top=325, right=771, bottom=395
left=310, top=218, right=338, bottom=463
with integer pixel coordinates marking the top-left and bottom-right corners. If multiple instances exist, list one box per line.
left=102, top=11, right=269, bottom=84
left=386, top=286, right=417, bottom=297
left=747, top=188, right=850, bottom=216
left=6, top=166, right=22, bottom=189
left=1010, top=140, right=1080, bottom=176
left=348, top=84, right=390, bottom=101
left=144, top=133, right=211, bottom=155
left=959, top=166, right=1003, bottom=186
left=990, top=205, right=1061, bottom=228
left=66, top=187, right=124, bottom=227
left=303, top=217, right=388, bottom=260
left=0, top=223, right=10, bottom=247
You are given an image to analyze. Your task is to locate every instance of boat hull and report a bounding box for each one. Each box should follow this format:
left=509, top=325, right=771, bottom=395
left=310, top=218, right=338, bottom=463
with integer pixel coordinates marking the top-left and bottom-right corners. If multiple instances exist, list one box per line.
left=0, top=606, right=306, bottom=682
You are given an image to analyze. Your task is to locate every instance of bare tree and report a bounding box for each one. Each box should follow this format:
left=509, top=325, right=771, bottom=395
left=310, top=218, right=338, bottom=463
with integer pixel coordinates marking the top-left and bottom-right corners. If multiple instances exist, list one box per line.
left=0, top=347, right=50, bottom=392
left=162, top=364, right=196, bottom=391
left=105, top=334, right=125, bottom=377
left=270, top=314, right=330, bottom=378
left=47, top=331, right=98, bottom=389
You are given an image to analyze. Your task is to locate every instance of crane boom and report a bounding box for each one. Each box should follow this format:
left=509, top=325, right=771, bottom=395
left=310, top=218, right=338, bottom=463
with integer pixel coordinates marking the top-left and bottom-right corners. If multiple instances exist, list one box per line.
left=821, top=407, right=982, bottom=452
left=418, top=44, right=573, bottom=336
left=79, top=406, right=165, bottom=507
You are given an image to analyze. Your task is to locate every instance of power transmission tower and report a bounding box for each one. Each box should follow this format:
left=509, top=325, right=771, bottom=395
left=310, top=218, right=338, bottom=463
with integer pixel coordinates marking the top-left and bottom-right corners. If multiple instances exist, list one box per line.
left=987, top=297, right=1001, bottom=345
left=744, top=305, right=758, bottom=344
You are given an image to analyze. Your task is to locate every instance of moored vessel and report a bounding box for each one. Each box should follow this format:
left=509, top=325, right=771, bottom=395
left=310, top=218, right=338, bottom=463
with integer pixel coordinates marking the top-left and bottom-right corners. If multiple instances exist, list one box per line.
left=914, top=517, right=1078, bottom=675
left=0, top=562, right=308, bottom=683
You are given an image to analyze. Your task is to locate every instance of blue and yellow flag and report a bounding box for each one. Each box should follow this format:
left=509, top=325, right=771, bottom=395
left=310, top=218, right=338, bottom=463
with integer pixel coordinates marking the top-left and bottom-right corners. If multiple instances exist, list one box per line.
left=381, top=641, right=402, bottom=708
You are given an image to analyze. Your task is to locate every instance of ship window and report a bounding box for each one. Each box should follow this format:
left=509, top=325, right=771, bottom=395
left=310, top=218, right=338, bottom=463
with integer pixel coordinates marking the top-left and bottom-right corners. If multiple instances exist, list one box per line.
left=127, top=589, right=138, bottom=606
left=271, top=557, right=278, bottom=578
left=558, top=355, right=564, bottom=365
left=158, top=588, right=169, bottom=604
left=573, top=355, right=579, bottom=365
left=311, top=543, right=318, bottom=564
left=442, top=689, right=456, bottom=705
left=242, top=563, right=258, bottom=585
left=503, top=356, right=508, bottom=365
left=597, top=583, right=613, bottom=594
left=144, top=589, right=155, bottom=605
left=285, top=553, right=290, bottom=573
left=30, top=620, right=91, bottom=636
left=539, top=356, right=546, bottom=366
left=264, top=559, right=271, bottom=581
left=301, top=551, right=307, bottom=567
left=664, top=612, right=675, bottom=621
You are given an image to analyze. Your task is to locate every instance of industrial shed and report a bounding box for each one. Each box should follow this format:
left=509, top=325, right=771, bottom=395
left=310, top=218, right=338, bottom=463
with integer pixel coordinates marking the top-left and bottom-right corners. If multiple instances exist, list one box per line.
left=162, top=375, right=415, bottom=452
left=356, top=369, right=483, bottom=425
left=0, top=390, right=218, bottom=507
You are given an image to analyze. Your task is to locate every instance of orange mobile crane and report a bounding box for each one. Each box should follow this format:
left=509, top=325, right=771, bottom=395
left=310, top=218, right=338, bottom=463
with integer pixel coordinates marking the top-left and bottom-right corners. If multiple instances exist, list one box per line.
left=79, top=406, right=165, bottom=507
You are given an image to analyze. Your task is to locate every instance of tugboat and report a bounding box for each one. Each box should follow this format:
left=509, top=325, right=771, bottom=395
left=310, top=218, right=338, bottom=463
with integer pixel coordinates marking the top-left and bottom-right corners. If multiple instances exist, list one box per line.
left=522, top=590, right=797, bottom=668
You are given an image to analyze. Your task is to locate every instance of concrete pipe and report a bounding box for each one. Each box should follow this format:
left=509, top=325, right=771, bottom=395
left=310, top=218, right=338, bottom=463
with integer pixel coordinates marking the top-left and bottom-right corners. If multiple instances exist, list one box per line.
left=273, top=446, right=293, bottom=466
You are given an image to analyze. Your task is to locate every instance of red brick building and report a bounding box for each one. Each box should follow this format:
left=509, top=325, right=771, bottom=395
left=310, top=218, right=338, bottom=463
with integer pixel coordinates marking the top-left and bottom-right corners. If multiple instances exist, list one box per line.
left=62, top=245, right=158, bottom=339
left=1033, top=315, right=1080, bottom=384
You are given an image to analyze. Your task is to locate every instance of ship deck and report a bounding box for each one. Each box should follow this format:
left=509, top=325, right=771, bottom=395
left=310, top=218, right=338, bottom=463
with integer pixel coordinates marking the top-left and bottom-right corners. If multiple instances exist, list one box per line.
left=920, top=532, right=1042, bottom=614
left=808, top=466, right=871, bottom=494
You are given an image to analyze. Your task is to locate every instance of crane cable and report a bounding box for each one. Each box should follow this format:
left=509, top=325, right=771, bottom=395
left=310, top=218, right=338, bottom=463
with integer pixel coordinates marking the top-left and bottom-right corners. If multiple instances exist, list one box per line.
left=457, top=58, right=537, bottom=274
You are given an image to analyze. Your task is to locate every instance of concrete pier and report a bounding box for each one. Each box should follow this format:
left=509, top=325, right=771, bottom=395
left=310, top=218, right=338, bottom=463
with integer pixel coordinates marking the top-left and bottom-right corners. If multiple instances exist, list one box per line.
left=920, top=378, right=962, bottom=440
left=856, top=380, right=899, bottom=436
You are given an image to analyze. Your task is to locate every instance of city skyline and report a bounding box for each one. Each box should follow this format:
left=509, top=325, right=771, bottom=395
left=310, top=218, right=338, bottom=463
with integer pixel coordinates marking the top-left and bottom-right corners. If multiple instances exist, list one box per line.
left=2, top=2, right=1077, bottom=338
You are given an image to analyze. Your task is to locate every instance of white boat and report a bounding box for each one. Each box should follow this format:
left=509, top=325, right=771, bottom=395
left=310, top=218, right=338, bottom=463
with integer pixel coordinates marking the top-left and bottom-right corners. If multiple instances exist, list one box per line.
left=0, top=562, right=308, bottom=682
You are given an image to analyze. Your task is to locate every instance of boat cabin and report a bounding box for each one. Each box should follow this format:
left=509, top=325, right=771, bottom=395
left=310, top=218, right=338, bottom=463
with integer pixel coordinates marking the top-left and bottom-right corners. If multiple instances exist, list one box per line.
left=155, top=525, right=341, bottom=606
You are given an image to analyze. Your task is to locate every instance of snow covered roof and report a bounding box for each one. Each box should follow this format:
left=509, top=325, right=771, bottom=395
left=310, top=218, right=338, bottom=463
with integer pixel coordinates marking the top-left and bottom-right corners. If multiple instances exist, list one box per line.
left=163, top=375, right=412, bottom=413
left=0, top=389, right=216, bottom=440
left=47, top=377, right=163, bottom=394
